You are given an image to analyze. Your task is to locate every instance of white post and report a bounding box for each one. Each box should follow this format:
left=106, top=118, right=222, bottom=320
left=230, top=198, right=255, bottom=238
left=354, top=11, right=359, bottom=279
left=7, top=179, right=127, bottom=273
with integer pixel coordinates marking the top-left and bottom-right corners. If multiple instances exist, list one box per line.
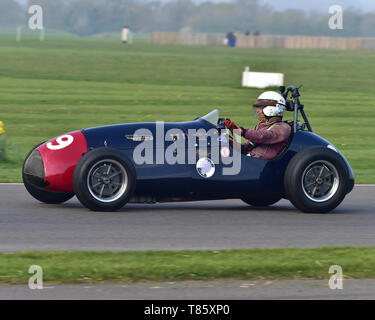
left=121, top=26, right=129, bottom=43
left=16, top=26, right=22, bottom=42
left=40, top=28, right=45, bottom=41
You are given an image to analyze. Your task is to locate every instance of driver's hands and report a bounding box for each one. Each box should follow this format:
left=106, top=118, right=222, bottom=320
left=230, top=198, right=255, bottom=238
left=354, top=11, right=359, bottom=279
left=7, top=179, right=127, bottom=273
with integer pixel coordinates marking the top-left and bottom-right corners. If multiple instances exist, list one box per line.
left=225, top=119, right=245, bottom=136
left=224, top=118, right=236, bottom=130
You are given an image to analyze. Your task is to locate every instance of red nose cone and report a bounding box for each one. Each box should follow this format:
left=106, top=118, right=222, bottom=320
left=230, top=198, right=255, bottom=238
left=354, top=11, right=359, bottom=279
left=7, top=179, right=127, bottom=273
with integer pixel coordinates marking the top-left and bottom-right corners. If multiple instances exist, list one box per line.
left=37, top=131, right=88, bottom=192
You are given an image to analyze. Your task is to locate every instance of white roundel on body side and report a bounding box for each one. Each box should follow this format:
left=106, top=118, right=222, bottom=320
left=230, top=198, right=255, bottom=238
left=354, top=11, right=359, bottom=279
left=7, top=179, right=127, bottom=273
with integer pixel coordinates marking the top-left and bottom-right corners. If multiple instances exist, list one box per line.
left=47, top=134, right=74, bottom=150
left=196, top=157, right=215, bottom=178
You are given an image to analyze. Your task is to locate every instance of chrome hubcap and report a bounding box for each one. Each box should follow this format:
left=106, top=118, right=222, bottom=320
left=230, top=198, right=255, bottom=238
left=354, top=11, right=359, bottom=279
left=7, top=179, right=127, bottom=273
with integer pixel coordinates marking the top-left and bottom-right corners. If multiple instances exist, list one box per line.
left=87, top=159, right=128, bottom=203
left=302, top=160, right=339, bottom=203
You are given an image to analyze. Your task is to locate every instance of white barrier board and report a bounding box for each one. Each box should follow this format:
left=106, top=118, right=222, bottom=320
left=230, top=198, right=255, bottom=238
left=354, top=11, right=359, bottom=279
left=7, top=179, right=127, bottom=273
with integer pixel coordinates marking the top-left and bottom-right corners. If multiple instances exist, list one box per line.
left=242, top=68, right=284, bottom=89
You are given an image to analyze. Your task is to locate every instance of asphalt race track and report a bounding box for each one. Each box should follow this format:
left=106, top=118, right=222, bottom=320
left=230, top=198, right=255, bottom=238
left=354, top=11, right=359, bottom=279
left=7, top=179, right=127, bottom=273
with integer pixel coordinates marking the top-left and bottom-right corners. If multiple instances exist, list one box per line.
left=0, top=184, right=374, bottom=252
left=2, top=279, right=375, bottom=300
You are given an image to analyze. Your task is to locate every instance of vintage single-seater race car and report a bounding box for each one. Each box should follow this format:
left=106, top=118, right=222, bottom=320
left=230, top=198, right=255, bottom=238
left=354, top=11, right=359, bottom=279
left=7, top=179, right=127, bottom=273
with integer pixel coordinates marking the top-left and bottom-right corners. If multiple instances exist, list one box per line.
left=23, top=86, right=354, bottom=213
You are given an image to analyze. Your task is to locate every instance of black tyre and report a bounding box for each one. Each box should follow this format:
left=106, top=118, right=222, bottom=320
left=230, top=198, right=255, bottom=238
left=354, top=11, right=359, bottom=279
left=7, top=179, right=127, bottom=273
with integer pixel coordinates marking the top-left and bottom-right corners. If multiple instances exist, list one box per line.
left=242, top=194, right=281, bottom=207
left=23, top=143, right=74, bottom=204
left=73, top=148, right=136, bottom=211
left=284, top=147, right=349, bottom=213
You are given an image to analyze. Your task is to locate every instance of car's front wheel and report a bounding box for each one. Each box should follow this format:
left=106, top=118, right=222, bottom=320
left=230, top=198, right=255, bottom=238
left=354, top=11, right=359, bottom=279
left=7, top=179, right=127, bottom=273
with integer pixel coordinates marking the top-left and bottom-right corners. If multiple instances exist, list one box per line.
left=73, top=148, right=136, bottom=211
left=284, top=147, right=349, bottom=213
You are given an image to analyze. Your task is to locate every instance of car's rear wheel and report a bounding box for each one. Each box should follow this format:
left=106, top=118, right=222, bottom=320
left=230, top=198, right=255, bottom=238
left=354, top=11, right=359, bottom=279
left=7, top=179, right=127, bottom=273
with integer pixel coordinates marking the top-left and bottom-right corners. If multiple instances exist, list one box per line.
left=284, top=147, right=349, bottom=213
left=23, top=143, right=74, bottom=204
left=73, top=148, right=136, bottom=211
left=241, top=194, right=281, bottom=207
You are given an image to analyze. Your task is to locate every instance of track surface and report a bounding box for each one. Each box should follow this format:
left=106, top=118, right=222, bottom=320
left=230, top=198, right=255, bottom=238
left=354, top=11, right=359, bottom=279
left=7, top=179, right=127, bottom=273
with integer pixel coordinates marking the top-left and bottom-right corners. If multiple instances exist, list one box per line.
left=1, top=280, right=374, bottom=300
left=0, top=184, right=374, bottom=252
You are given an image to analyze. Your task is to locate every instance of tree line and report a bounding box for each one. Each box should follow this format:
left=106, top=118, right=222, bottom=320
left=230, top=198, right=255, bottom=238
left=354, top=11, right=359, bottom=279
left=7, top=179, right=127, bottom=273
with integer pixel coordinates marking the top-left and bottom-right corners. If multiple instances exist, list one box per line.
left=1, top=0, right=374, bottom=37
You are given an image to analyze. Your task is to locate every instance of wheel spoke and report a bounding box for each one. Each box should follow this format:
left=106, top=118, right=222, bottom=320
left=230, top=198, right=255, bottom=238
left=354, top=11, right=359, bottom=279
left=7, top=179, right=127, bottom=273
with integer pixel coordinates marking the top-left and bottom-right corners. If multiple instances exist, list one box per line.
left=99, top=184, right=105, bottom=197
left=304, top=181, right=315, bottom=189
left=317, top=165, right=325, bottom=178
left=92, top=181, right=102, bottom=189
left=107, top=184, right=119, bottom=196
left=108, top=171, right=121, bottom=179
left=322, top=172, right=333, bottom=179
left=311, top=185, right=317, bottom=197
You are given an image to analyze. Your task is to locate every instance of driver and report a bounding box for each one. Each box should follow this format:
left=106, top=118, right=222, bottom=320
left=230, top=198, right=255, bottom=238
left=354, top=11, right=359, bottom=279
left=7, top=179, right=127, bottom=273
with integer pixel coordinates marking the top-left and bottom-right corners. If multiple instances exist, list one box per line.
left=225, top=91, right=291, bottom=160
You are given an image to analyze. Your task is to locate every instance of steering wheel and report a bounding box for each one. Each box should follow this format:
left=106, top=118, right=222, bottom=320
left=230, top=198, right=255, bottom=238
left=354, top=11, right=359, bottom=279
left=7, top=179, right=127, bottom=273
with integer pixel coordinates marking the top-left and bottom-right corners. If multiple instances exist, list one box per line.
left=217, top=118, right=234, bottom=141
left=217, top=117, right=226, bottom=129
left=217, top=117, right=256, bottom=153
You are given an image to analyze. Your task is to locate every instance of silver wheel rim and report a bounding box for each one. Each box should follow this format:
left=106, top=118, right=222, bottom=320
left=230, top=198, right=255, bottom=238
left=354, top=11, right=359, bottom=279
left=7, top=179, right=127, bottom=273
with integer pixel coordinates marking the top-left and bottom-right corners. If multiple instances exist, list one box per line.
left=301, top=160, right=339, bottom=203
left=87, top=159, right=128, bottom=203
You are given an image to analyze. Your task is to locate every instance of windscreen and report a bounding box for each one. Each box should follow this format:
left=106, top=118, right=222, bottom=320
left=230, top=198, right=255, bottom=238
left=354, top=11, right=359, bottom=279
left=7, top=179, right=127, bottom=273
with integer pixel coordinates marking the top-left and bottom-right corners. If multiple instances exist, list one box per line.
left=200, top=109, right=219, bottom=125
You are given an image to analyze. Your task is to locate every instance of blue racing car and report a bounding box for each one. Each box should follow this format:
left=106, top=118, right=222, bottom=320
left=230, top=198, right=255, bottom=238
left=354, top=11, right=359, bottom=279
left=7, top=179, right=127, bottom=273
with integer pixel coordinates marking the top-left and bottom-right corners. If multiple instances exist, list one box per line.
left=23, top=86, right=354, bottom=213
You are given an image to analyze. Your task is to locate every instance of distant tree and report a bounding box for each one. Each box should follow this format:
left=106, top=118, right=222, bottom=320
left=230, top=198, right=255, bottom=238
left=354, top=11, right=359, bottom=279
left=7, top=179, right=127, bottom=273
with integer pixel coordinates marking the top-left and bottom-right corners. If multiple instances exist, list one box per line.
left=185, top=2, right=235, bottom=33
left=0, top=0, right=24, bottom=26
left=360, top=13, right=375, bottom=37
left=156, top=0, right=196, bottom=32
left=1, top=0, right=373, bottom=37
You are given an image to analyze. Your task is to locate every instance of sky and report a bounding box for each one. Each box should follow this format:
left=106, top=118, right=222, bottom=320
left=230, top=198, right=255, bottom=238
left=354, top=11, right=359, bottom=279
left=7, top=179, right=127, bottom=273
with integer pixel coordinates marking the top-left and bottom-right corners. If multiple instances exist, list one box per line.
left=260, top=0, right=375, bottom=13
left=199, top=0, right=375, bottom=12
left=14, top=0, right=375, bottom=13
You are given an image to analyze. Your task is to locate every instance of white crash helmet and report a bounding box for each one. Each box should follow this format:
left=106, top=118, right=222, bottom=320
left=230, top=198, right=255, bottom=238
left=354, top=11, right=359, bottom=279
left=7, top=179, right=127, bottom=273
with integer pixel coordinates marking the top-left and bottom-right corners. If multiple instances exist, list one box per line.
left=253, top=91, right=286, bottom=117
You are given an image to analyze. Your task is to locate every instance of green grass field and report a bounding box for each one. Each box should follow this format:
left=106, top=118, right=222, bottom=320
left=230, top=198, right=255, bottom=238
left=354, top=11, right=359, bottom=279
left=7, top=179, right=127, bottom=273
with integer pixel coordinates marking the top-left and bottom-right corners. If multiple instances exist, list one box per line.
left=0, top=35, right=374, bottom=182
left=0, top=247, right=374, bottom=284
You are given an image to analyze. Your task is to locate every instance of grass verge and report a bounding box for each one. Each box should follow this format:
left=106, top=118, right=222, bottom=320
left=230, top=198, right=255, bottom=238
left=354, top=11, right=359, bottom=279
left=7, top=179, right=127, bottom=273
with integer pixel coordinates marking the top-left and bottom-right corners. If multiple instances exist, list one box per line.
left=0, top=247, right=374, bottom=284
left=0, top=36, right=374, bottom=182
